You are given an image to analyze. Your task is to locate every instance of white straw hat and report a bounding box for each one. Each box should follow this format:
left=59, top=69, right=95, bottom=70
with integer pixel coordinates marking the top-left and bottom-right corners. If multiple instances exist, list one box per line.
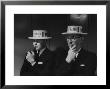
left=28, top=30, right=52, bottom=39
left=61, top=25, right=88, bottom=35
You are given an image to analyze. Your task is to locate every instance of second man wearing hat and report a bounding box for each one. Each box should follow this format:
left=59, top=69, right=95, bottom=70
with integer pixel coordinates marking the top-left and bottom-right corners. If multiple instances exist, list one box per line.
left=55, top=25, right=97, bottom=76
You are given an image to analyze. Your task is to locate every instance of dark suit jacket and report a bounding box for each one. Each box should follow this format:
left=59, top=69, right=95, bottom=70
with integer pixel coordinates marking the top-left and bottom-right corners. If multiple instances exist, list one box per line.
left=20, top=48, right=55, bottom=76
left=54, top=47, right=97, bottom=76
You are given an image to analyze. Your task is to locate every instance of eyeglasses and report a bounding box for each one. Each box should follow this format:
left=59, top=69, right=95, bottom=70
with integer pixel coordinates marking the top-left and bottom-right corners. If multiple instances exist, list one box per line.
left=66, top=35, right=82, bottom=39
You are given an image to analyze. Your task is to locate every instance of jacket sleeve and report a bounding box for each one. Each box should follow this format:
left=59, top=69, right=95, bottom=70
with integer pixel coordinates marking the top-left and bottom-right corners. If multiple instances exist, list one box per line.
left=84, top=53, right=97, bottom=76
left=20, top=58, right=33, bottom=76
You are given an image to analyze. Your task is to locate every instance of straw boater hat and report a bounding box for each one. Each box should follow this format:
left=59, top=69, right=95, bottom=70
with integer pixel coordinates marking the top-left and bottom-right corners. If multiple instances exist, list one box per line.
left=61, top=25, right=88, bottom=35
left=28, top=30, right=52, bottom=39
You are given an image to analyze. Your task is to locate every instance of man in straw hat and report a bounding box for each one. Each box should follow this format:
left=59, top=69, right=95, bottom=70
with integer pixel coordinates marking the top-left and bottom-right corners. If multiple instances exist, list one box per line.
left=20, top=30, right=55, bottom=76
left=55, top=25, right=97, bottom=76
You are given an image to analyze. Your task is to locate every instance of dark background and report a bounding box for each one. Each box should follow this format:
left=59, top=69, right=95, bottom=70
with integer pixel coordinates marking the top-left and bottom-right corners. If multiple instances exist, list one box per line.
left=14, top=14, right=97, bottom=76
left=0, top=0, right=109, bottom=89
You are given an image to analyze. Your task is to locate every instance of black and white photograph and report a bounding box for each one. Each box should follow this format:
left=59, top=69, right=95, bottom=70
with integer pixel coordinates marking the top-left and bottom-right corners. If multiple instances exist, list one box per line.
left=14, top=14, right=97, bottom=76
left=2, top=3, right=107, bottom=86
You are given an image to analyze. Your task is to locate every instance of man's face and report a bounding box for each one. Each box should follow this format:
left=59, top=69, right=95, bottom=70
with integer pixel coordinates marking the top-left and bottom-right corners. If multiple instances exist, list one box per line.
left=66, top=34, right=83, bottom=50
left=32, top=39, right=46, bottom=51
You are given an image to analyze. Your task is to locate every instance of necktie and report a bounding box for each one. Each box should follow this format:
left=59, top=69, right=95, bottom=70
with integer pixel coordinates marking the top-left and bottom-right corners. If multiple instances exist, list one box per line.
left=34, top=50, right=39, bottom=61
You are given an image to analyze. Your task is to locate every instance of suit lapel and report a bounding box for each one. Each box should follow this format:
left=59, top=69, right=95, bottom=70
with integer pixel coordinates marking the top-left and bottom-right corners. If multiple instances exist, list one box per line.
left=75, top=49, right=86, bottom=64
left=40, top=48, right=48, bottom=57
left=39, top=48, right=50, bottom=61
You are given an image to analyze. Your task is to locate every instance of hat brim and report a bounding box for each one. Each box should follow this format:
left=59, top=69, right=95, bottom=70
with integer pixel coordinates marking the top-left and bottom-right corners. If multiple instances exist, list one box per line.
left=61, top=32, right=88, bottom=35
left=28, top=37, right=52, bottom=39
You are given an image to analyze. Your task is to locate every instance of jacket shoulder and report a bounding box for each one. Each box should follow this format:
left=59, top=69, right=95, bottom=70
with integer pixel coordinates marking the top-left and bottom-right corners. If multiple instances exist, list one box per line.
left=82, top=49, right=97, bottom=68
left=81, top=49, right=96, bottom=58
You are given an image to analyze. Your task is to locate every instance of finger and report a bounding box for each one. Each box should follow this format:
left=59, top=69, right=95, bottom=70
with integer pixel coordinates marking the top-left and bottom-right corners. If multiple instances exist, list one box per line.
left=26, top=53, right=30, bottom=57
left=27, top=51, right=31, bottom=55
left=26, top=56, right=27, bottom=59
left=26, top=53, right=29, bottom=58
left=27, top=51, right=29, bottom=54
left=31, top=51, right=34, bottom=55
left=71, top=45, right=76, bottom=49
left=69, top=48, right=73, bottom=52
left=26, top=55, right=29, bottom=59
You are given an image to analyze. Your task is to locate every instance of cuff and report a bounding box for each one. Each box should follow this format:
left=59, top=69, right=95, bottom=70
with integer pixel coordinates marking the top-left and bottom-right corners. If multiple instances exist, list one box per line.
left=31, top=61, right=36, bottom=66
